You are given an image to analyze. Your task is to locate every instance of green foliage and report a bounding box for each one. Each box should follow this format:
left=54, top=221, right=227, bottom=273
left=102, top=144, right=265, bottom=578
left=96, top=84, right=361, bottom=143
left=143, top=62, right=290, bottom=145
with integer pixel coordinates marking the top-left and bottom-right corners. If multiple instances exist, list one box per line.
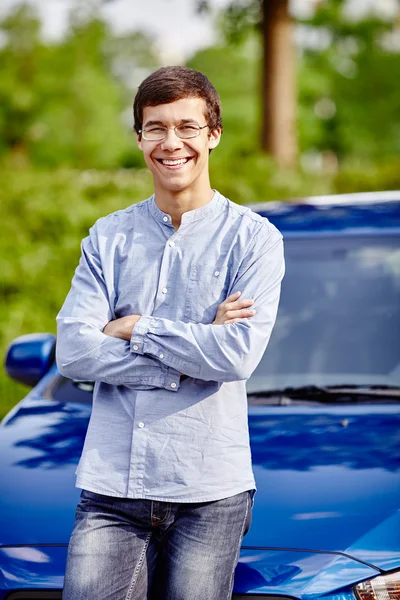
left=333, top=158, right=400, bottom=193
left=0, top=4, right=158, bottom=169
left=187, top=40, right=261, bottom=153
left=216, top=0, right=261, bottom=45
left=298, top=46, right=400, bottom=160
left=212, top=0, right=400, bottom=163
left=297, top=0, right=400, bottom=161
left=0, top=168, right=154, bottom=417
left=1, top=1, right=399, bottom=168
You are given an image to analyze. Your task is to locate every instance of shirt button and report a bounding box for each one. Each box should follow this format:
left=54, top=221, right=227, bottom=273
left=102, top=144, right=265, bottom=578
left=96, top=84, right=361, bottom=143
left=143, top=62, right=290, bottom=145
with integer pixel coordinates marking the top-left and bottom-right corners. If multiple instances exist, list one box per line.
left=214, top=270, right=220, bottom=277
left=133, top=344, right=139, bottom=350
left=163, top=216, right=168, bottom=223
left=138, top=422, right=145, bottom=428
left=159, top=353, right=164, bottom=359
left=169, top=240, right=175, bottom=247
left=170, top=382, right=177, bottom=388
left=162, top=287, right=168, bottom=294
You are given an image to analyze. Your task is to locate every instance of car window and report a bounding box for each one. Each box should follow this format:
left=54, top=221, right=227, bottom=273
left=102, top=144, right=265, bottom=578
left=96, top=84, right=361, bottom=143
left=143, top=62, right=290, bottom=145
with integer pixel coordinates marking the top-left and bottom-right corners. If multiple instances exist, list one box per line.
left=247, top=234, right=400, bottom=394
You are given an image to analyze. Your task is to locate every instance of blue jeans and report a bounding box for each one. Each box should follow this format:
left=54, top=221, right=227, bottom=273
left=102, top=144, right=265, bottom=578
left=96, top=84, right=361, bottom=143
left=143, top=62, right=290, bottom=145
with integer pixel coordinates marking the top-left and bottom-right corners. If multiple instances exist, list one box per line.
left=63, top=489, right=253, bottom=600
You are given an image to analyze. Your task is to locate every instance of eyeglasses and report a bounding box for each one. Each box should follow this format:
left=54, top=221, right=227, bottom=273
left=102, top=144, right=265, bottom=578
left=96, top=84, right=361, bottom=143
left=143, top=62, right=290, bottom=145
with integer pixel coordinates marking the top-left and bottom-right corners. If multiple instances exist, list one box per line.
left=139, top=123, right=209, bottom=141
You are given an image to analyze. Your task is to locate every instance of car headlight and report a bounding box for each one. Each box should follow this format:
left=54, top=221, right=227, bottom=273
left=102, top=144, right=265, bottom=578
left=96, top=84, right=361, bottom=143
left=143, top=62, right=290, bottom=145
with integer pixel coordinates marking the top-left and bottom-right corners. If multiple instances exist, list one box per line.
left=354, top=571, right=400, bottom=600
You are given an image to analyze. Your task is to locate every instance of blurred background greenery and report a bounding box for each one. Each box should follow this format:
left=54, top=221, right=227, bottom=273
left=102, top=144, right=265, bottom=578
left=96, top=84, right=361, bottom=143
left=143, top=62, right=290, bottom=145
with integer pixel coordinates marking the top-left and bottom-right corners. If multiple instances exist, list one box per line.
left=1, top=0, right=400, bottom=416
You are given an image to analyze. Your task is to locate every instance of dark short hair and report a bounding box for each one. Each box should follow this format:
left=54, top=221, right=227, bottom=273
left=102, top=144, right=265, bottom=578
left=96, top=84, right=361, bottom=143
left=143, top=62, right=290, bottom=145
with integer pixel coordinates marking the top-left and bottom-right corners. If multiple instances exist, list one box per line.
left=133, top=66, right=222, bottom=135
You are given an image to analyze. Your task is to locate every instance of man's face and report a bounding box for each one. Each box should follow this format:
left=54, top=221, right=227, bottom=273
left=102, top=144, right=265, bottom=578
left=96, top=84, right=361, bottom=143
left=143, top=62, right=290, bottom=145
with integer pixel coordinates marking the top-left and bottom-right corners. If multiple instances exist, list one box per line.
left=137, top=97, right=221, bottom=194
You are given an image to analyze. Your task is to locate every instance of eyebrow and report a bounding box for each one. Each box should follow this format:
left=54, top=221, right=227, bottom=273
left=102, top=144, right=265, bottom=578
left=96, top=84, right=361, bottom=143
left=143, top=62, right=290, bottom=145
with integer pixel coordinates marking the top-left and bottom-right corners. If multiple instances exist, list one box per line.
left=143, top=118, right=200, bottom=128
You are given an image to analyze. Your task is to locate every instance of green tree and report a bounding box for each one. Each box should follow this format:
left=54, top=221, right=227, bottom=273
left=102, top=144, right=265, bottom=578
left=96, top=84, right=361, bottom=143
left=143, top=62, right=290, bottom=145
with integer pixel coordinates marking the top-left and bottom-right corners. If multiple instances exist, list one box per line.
left=0, top=4, right=43, bottom=163
left=297, top=0, right=400, bottom=162
left=197, top=0, right=400, bottom=166
left=198, top=0, right=297, bottom=166
left=0, top=3, right=159, bottom=169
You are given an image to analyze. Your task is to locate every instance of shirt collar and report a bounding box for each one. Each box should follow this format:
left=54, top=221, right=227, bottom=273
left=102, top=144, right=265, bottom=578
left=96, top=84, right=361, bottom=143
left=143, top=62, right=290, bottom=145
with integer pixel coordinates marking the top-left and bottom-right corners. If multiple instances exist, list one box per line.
left=148, top=191, right=221, bottom=226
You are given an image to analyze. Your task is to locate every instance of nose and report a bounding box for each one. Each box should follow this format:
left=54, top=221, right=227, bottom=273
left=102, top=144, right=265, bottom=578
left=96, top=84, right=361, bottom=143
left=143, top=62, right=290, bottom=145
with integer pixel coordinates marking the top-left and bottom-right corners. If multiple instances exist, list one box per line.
left=160, top=128, right=184, bottom=152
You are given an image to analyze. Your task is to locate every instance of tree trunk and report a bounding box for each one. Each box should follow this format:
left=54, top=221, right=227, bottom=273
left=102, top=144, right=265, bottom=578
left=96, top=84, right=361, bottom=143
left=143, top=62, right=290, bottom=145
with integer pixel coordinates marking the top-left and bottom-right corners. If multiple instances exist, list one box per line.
left=261, top=0, right=297, bottom=166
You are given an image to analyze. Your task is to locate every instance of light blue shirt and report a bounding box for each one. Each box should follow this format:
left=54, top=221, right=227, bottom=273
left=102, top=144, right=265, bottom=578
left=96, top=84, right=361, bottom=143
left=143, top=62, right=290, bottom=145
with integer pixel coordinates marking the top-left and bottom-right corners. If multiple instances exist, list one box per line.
left=56, top=191, right=284, bottom=502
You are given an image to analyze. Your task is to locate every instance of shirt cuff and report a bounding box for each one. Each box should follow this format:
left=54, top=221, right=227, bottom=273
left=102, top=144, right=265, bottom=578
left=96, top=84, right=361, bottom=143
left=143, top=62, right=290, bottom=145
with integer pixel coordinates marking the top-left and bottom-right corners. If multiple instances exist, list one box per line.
left=130, top=317, right=180, bottom=392
left=130, top=315, right=153, bottom=354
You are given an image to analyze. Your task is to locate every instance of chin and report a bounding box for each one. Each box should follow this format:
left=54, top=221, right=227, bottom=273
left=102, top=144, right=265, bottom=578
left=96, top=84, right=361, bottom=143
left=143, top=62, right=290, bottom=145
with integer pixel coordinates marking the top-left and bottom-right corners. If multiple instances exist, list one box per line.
left=166, top=184, right=192, bottom=194
left=157, top=177, right=193, bottom=194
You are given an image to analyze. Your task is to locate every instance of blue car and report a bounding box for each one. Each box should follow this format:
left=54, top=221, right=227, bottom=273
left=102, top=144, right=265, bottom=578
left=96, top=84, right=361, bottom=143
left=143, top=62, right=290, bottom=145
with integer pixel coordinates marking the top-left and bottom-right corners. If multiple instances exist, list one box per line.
left=1, top=192, right=399, bottom=600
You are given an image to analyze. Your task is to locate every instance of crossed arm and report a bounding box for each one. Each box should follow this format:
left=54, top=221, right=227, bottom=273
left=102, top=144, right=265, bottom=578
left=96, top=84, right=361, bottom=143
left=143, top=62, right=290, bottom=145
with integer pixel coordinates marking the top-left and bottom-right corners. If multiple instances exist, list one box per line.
left=56, top=223, right=284, bottom=388
left=104, top=237, right=284, bottom=383
left=56, top=229, right=181, bottom=390
left=103, top=290, right=255, bottom=339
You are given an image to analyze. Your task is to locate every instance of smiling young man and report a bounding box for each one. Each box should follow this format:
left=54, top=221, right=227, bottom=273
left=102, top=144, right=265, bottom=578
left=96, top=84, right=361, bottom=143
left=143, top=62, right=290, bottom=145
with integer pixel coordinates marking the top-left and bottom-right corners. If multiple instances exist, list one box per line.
left=57, top=66, right=284, bottom=600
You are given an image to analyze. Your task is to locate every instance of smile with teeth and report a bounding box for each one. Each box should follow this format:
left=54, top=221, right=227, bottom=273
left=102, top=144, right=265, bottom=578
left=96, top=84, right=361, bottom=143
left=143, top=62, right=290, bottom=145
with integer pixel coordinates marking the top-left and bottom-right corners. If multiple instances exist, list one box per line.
left=157, top=157, right=192, bottom=166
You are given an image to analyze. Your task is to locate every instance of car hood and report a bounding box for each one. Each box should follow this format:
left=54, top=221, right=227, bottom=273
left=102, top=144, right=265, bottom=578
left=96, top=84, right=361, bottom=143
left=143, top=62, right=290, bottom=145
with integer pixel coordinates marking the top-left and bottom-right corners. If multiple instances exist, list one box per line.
left=0, top=397, right=90, bottom=547
left=0, top=398, right=399, bottom=572
left=0, top=544, right=380, bottom=598
left=245, top=404, right=400, bottom=570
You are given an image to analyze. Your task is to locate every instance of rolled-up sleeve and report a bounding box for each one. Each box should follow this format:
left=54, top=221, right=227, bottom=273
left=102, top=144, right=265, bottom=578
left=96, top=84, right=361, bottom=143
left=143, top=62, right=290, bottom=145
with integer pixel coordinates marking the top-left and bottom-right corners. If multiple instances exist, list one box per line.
left=56, top=223, right=181, bottom=391
left=130, top=227, right=284, bottom=382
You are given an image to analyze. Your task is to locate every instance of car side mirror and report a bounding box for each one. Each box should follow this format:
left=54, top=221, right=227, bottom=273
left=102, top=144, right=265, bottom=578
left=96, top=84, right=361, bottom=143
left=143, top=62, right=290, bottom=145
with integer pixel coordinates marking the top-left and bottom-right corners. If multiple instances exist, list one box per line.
left=5, top=333, right=56, bottom=387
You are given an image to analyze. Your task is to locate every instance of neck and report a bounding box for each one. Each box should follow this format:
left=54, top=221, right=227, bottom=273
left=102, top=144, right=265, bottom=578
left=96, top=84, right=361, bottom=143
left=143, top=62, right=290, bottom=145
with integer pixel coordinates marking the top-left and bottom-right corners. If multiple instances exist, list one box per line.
left=154, top=181, right=215, bottom=230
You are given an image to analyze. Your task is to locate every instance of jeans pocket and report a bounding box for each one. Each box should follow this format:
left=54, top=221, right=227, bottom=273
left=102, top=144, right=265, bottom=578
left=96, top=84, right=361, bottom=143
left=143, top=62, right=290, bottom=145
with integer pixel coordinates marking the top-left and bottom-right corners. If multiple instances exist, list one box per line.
left=243, top=490, right=254, bottom=536
left=185, top=263, right=230, bottom=323
left=78, top=488, right=114, bottom=514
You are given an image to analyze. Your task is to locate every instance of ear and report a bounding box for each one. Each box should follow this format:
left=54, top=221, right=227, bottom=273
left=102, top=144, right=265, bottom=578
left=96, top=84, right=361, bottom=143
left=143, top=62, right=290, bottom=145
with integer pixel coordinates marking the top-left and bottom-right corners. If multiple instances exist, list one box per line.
left=208, top=127, right=221, bottom=151
left=137, top=133, right=143, bottom=151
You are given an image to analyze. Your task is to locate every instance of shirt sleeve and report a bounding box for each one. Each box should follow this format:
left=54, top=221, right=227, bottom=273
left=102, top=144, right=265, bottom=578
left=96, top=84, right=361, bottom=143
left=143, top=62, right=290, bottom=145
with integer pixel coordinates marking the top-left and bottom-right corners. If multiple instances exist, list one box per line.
left=56, top=223, right=181, bottom=391
left=130, top=225, right=284, bottom=383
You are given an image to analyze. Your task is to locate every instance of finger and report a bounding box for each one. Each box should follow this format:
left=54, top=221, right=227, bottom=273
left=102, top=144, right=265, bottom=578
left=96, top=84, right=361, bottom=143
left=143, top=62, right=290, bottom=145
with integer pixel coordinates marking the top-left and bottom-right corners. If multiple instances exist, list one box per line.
left=224, top=298, right=254, bottom=312
left=221, top=291, right=241, bottom=306
left=225, top=308, right=256, bottom=320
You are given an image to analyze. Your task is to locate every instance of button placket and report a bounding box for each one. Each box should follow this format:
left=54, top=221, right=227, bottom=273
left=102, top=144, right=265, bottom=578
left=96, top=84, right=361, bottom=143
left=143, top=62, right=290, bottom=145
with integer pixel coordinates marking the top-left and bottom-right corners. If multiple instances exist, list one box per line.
left=127, top=391, right=147, bottom=496
left=155, top=244, right=173, bottom=308
left=152, top=225, right=183, bottom=314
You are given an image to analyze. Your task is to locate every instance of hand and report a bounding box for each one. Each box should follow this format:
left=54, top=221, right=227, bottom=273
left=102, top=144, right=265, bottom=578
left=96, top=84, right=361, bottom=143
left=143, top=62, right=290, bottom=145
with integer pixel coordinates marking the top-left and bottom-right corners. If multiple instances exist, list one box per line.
left=103, top=315, right=141, bottom=341
left=213, top=292, right=255, bottom=325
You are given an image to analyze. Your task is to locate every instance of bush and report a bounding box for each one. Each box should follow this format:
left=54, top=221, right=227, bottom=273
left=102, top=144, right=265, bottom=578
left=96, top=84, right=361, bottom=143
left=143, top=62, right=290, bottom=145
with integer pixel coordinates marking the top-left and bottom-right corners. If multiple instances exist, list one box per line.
left=0, top=168, right=153, bottom=416
left=333, top=159, right=400, bottom=194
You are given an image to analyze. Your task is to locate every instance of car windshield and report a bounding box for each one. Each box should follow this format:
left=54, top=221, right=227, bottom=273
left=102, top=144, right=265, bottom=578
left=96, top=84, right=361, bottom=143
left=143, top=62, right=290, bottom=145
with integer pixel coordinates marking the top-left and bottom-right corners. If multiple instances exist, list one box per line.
left=247, top=234, right=400, bottom=395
